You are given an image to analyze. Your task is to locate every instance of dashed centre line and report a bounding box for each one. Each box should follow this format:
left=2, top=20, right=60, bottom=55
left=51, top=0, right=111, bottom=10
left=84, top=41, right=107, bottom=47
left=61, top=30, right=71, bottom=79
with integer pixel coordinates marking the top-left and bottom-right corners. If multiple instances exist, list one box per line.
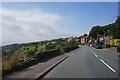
left=89, top=49, right=98, bottom=57
left=89, top=48, right=116, bottom=73
left=93, top=53, right=98, bottom=57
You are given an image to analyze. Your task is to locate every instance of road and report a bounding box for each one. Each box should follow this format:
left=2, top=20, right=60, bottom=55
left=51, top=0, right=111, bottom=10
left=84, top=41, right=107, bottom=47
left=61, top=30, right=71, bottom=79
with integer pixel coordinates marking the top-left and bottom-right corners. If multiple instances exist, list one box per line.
left=44, top=45, right=118, bottom=78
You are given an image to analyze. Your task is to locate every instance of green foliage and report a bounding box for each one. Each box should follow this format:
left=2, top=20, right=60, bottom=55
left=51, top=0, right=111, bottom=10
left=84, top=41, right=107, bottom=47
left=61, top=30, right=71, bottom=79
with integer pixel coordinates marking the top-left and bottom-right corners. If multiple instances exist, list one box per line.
left=2, top=44, right=24, bottom=57
left=59, top=48, right=65, bottom=54
left=64, top=42, right=74, bottom=48
left=114, top=39, right=120, bottom=46
left=114, top=16, right=120, bottom=39
left=89, top=16, right=120, bottom=39
left=102, top=44, right=106, bottom=48
left=2, top=37, right=79, bottom=74
left=110, top=39, right=114, bottom=47
left=109, top=39, right=120, bottom=47
left=2, top=53, right=22, bottom=72
left=83, top=34, right=88, bottom=37
left=2, top=59, right=12, bottom=71
left=89, top=26, right=103, bottom=39
left=37, top=44, right=47, bottom=52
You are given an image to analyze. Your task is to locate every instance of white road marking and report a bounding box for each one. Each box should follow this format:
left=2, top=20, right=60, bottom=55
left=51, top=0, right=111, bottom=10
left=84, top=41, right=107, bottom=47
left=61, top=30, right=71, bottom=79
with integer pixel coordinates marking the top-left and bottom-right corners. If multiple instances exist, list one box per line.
left=93, top=53, right=98, bottom=57
left=89, top=49, right=98, bottom=57
left=89, top=49, right=93, bottom=53
left=89, top=48, right=116, bottom=73
left=100, top=59, right=116, bottom=72
left=91, top=51, right=93, bottom=53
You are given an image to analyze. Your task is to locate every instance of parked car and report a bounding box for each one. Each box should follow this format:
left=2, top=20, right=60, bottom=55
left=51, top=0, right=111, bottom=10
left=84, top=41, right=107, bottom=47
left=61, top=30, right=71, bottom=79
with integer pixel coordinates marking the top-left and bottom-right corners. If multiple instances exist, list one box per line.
left=117, top=44, right=120, bottom=57
left=94, top=44, right=102, bottom=49
left=90, top=44, right=94, bottom=47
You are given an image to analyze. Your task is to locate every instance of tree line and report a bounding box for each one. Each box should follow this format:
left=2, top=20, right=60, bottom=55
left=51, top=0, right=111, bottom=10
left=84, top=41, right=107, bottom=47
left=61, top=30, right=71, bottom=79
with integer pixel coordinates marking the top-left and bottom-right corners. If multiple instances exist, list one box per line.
left=89, top=16, right=120, bottom=39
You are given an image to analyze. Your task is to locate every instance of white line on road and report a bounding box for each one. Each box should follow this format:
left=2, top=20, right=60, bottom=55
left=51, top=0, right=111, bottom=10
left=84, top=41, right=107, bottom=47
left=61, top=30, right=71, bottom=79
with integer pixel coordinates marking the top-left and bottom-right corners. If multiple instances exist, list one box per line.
left=93, top=53, right=98, bottom=57
left=89, top=49, right=116, bottom=73
left=89, top=49, right=93, bottom=53
left=100, top=59, right=116, bottom=72
left=89, top=49, right=98, bottom=57
left=91, top=51, right=93, bottom=53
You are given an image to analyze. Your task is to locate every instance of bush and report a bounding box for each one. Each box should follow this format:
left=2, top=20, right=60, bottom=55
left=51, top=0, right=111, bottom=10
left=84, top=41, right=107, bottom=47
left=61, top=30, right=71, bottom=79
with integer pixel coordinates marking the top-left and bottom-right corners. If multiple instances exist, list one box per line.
left=114, top=39, right=120, bottom=46
left=37, top=44, right=47, bottom=52
left=2, top=59, right=12, bottom=71
left=110, top=39, right=114, bottom=47
left=102, top=44, right=106, bottom=48
left=59, top=48, right=65, bottom=54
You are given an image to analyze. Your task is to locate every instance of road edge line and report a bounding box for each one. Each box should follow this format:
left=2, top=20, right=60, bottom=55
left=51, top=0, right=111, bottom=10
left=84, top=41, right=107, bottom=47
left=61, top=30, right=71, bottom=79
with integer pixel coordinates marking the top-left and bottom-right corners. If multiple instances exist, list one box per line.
left=35, top=55, right=69, bottom=80
left=100, top=59, right=116, bottom=73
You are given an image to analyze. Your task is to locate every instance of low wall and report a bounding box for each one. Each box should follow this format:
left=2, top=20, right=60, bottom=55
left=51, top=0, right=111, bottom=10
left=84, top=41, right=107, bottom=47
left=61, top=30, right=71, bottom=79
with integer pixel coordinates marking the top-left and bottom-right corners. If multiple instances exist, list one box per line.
left=64, top=46, right=79, bottom=53
left=36, top=49, right=61, bottom=62
left=3, top=46, right=79, bottom=76
left=2, top=49, right=61, bottom=76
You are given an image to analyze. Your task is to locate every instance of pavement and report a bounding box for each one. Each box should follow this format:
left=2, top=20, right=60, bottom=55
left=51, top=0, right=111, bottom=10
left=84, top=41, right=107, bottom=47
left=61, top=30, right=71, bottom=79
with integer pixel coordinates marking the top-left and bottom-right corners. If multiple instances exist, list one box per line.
left=103, top=47, right=117, bottom=53
left=44, top=45, right=118, bottom=78
left=3, top=54, right=69, bottom=80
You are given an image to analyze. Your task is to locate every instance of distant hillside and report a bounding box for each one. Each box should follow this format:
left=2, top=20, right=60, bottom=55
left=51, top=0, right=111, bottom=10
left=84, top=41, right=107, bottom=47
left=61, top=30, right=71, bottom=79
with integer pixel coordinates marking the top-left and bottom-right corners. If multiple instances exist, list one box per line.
left=2, top=44, right=26, bottom=57
left=2, top=41, right=42, bottom=57
left=1, top=38, right=71, bottom=57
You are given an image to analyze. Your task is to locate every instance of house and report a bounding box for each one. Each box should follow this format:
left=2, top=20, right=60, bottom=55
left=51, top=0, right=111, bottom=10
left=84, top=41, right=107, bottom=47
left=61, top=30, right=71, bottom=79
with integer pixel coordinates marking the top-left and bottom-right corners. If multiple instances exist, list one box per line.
left=80, top=36, right=92, bottom=45
left=67, top=36, right=75, bottom=42
left=80, top=36, right=86, bottom=44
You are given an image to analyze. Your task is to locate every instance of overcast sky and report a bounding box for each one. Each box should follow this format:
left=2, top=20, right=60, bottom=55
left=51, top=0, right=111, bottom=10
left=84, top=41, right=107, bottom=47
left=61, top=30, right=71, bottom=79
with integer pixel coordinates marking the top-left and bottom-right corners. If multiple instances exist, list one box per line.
left=1, top=2, right=118, bottom=46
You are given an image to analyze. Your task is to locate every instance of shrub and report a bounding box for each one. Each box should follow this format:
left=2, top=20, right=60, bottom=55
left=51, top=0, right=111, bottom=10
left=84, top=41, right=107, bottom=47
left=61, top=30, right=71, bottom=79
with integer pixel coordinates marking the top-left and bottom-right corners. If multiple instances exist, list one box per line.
left=2, top=52, right=22, bottom=73
left=59, top=48, right=65, bottom=54
left=10, top=53, right=22, bottom=66
left=102, top=44, right=106, bottom=48
left=2, top=59, right=12, bottom=71
left=110, top=39, right=114, bottom=47
left=37, top=44, right=47, bottom=52
left=114, top=39, right=120, bottom=46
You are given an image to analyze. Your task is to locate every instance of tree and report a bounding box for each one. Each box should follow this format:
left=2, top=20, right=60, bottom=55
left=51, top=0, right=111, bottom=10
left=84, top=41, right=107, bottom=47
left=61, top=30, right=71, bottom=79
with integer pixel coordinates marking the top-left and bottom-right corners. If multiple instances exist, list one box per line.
left=89, top=26, right=103, bottom=39
left=89, top=16, right=120, bottom=39
left=83, top=34, right=88, bottom=37
left=114, top=16, right=120, bottom=39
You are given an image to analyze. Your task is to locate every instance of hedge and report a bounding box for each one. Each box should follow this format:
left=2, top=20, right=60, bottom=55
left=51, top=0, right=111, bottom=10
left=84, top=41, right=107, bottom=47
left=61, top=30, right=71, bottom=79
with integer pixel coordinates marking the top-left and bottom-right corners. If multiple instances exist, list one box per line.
left=110, top=39, right=120, bottom=47
left=114, top=39, right=120, bottom=46
left=110, top=39, right=114, bottom=47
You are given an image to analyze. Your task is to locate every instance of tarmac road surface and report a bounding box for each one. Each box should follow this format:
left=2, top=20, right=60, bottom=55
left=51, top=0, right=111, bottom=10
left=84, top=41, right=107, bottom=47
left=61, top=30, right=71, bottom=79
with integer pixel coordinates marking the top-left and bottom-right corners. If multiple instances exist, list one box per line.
left=44, top=45, right=118, bottom=78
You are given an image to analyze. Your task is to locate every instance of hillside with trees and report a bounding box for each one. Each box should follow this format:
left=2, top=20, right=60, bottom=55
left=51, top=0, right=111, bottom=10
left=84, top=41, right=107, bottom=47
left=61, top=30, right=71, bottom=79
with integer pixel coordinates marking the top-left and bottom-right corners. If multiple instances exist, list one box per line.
left=89, top=16, right=120, bottom=39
